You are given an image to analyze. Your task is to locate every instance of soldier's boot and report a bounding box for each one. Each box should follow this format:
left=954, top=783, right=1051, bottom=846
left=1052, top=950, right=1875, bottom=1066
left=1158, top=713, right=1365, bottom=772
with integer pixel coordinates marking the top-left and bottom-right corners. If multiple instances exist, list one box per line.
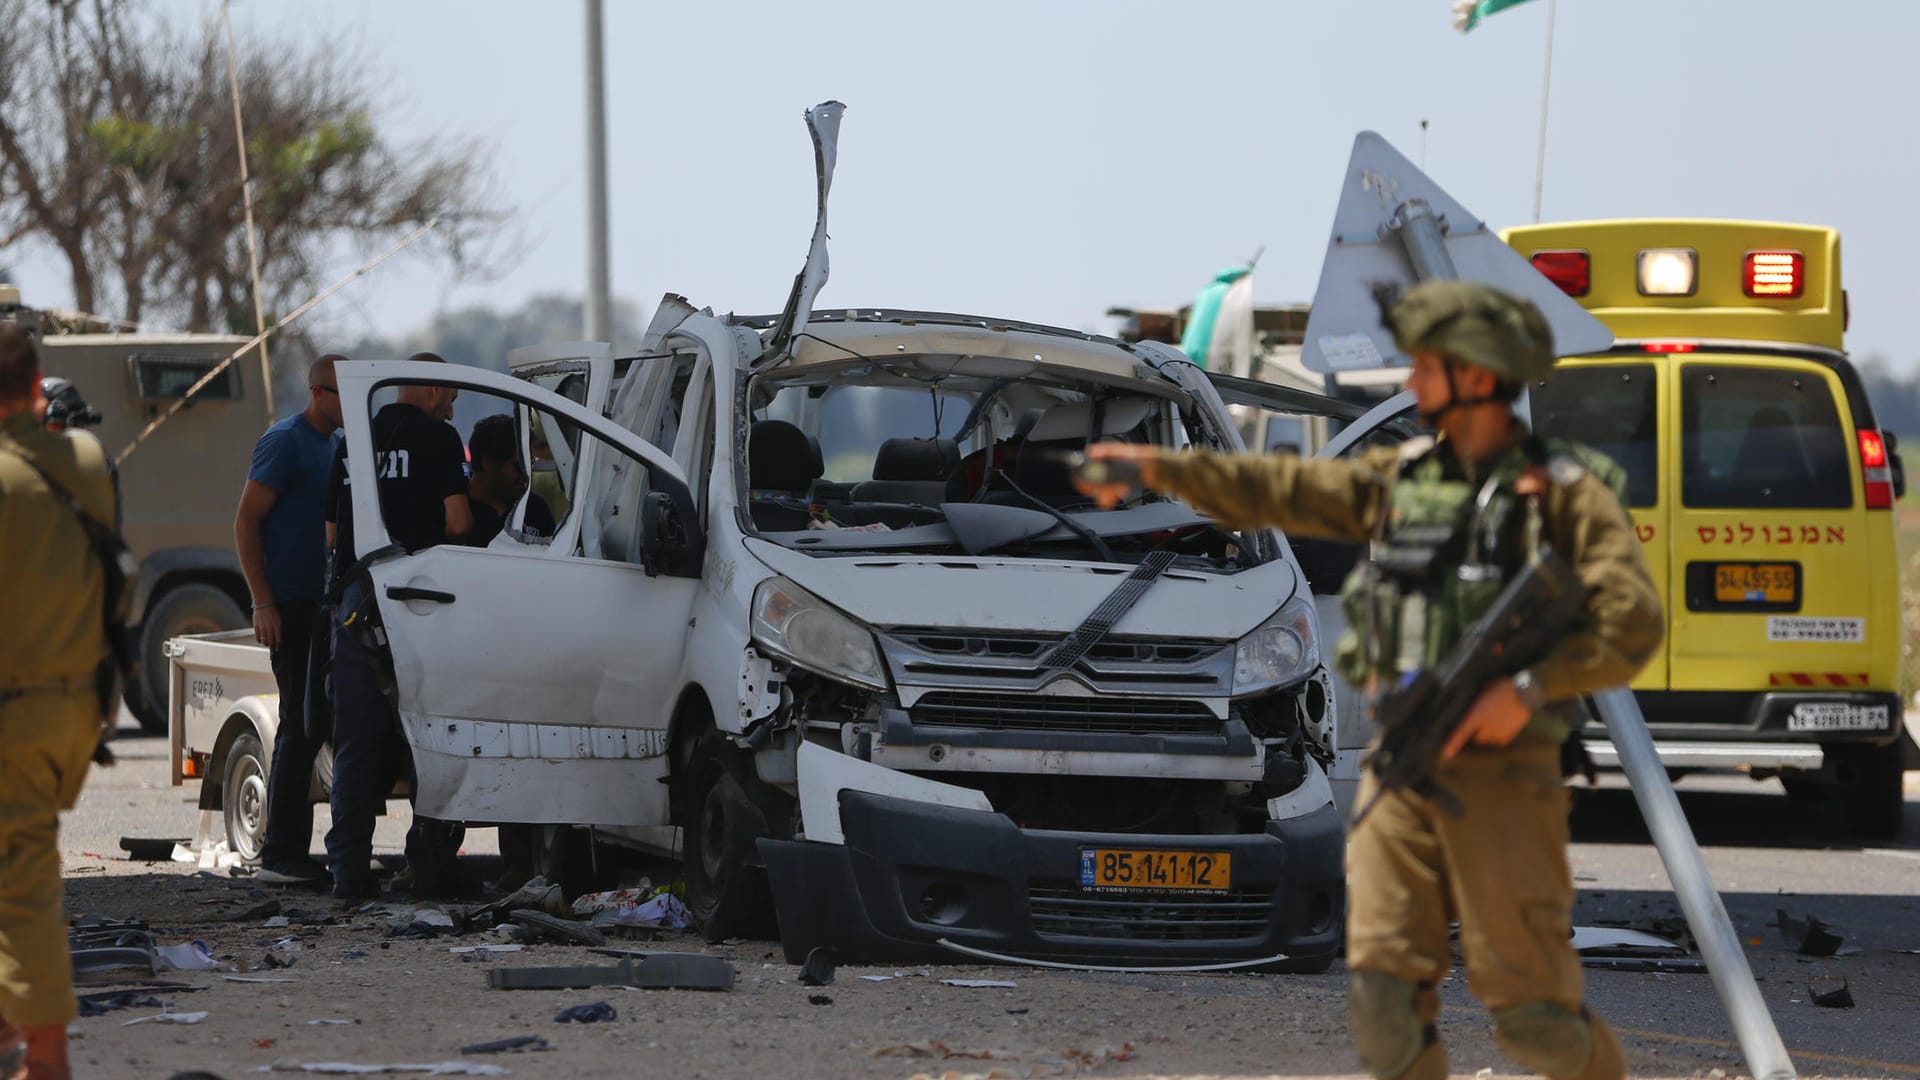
left=1492, top=1002, right=1625, bottom=1080
left=20, top=1025, right=70, bottom=1080
left=1349, top=971, right=1448, bottom=1080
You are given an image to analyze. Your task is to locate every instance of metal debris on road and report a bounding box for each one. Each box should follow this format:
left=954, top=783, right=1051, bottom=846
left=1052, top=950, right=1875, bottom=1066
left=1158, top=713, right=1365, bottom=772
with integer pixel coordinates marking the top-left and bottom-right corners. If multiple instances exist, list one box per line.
left=798, top=947, right=836, bottom=986
left=485, top=953, right=734, bottom=992
left=459, top=1036, right=550, bottom=1055
left=76, top=991, right=165, bottom=1017
left=1809, top=978, right=1855, bottom=1008
left=507, top=910, right=606, bottom=947
left=122, top=1010, right=209, bottom=1026
left=1774, top=909, right=1844, bottom=957
left=552, top=1001, right=617, bottom=1024
left=942, top=979, right=1018, bottom=988
left=155, top=942, right=222, bottom=972
left=263, top=1061, right=508, bottom=1075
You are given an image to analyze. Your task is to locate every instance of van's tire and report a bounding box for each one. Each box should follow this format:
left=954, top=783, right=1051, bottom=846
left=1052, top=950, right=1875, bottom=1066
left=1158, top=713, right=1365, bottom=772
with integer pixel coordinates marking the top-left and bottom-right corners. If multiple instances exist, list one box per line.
left=682, top=747, right=779, bottom=942
left=1832, top=744, right=1906, bottom=840
left=134, top=583, right=249, bottom=734
left=223, top=730, right=270, bottom=863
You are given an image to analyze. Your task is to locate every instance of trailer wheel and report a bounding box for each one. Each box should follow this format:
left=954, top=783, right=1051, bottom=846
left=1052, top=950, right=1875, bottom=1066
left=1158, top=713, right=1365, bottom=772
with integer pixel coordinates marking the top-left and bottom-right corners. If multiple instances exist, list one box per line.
left=1834, top=744, right=1906, bottom=840
left=682, top=746, right=779, bottom=942
left=134, top=582, right=248, bottom=734
left=223, top=729, right=270, bottom=863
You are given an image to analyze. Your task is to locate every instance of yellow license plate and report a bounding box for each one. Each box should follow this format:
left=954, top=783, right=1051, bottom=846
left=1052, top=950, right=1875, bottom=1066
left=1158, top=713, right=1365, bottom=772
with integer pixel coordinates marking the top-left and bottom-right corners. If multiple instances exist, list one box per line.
left=1080, top=848, right=1231, bottom=892
left=1714, top=563, right=1797, bottom=604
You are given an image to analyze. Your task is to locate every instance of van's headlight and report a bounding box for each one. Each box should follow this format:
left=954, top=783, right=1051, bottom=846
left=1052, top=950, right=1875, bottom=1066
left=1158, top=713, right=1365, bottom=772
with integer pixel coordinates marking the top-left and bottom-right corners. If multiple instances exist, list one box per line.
left=751, top=577, right=887, bottom=690
left=1232, top=596, right=1317, bottom=696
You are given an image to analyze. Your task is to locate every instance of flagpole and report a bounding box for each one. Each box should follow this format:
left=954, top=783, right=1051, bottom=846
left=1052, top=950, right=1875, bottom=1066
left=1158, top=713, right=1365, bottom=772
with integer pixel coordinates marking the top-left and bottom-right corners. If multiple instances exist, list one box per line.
left=1531, top=0, right=1557, bottom=222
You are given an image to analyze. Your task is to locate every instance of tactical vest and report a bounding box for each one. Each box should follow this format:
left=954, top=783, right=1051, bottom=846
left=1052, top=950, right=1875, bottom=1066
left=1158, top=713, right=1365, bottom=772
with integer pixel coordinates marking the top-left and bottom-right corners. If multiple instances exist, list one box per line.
left=1334, top=433, right=1622, bottom=739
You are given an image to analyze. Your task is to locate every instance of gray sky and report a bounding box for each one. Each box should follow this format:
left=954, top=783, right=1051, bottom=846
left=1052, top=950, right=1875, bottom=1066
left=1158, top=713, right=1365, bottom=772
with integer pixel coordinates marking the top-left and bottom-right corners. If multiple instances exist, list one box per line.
left=12, top=0, right=1920, bottom=367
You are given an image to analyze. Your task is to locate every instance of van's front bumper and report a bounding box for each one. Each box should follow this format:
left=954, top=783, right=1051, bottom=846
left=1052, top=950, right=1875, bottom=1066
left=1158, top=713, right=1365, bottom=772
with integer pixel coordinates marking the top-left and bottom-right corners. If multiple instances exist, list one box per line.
left=758, top=789, right=1343, bottom=971
left=1584, top=690, right=1904, bottom=746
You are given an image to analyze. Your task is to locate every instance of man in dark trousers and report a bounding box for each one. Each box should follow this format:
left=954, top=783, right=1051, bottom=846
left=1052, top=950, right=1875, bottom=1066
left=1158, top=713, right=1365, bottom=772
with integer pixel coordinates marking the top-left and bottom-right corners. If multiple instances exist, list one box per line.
left=0, top=324, right=117, bottom=1080
left=323, top=353, right=471, bottom=901
left=236, top=355, right=344, bottom=886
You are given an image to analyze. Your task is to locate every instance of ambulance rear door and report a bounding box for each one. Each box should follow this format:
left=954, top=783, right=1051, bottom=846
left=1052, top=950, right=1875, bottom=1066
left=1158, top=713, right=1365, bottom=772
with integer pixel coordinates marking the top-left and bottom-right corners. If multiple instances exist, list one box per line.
left=1663, top=353, right=1889, bottom=703
left=1528, top=356, right=1669, bottom=689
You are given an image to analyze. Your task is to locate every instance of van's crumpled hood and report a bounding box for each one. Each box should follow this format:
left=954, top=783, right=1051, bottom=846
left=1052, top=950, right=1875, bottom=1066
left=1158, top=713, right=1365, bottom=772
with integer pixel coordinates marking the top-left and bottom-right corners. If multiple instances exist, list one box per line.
left=744, top=538, right=1298, bottom=639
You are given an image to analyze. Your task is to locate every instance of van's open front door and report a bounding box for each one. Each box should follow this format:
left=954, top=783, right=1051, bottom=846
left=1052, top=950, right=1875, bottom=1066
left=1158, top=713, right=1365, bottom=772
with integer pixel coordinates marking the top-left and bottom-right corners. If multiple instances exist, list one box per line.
left=336, top=360, right=703, bottom=828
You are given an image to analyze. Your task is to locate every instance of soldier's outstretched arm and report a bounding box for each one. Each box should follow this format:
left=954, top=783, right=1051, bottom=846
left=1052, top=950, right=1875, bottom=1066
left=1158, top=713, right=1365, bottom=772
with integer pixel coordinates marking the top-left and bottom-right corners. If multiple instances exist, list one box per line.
left=1529, top=474, right=1666, bottom=701
left=1080, top=442, right=1397, bottom=541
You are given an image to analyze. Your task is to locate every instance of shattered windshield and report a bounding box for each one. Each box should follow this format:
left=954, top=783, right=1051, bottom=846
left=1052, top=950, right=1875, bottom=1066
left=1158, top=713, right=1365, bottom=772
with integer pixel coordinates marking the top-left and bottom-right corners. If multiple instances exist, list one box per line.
left=742, top=358, right=1264, bottom=571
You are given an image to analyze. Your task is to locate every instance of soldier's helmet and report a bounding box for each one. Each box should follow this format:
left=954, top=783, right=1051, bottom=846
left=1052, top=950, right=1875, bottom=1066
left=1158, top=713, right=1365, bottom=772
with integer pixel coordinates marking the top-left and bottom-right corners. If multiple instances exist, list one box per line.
left=42, top=376, right=103, bottom=430
left=1383, top=280, right=1556, bottom=384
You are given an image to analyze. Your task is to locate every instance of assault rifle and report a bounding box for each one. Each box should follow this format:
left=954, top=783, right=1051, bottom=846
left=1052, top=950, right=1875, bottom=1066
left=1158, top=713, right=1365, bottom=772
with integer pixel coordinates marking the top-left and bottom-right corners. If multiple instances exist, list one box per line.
left=1350, top=549, right=1589, bottom=828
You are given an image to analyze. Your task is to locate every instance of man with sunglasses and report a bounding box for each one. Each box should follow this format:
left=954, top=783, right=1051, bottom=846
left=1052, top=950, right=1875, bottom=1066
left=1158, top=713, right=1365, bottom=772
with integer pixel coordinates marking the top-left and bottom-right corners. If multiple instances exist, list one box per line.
left=234, top=354, right=345, bottom=887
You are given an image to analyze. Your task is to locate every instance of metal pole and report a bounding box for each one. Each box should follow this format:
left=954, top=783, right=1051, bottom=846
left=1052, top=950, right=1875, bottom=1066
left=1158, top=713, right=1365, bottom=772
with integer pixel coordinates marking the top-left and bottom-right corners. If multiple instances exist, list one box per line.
left=1531, top=0, right=1557, bottom=223
left=1590, top=687, right=1797, bottom=1080
left=582, top=0, right=612, bottom=342
left=222, top=0, right=273, bottom=420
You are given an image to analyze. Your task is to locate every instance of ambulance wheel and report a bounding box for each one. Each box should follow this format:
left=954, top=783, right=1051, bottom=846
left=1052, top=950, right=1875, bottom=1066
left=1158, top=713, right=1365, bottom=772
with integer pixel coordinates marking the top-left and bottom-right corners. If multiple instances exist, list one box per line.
left=682, top=747, right=779, bottom=942
left=135, top=582, right=249, bottom=734
left=1833, top=744, right=1905, bottom=840
left=222, top=730, right=269, bottom=863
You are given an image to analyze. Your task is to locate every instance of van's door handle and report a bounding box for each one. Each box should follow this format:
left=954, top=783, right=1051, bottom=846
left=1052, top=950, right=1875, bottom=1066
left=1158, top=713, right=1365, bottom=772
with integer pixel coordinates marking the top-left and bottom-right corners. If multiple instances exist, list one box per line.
left=386, top=586, right=456, bottom=604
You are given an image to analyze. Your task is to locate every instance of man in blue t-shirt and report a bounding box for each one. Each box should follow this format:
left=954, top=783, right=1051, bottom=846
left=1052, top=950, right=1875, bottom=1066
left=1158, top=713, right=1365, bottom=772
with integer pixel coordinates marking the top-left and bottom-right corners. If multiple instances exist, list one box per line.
left=234, top=355, right=344, bottom=886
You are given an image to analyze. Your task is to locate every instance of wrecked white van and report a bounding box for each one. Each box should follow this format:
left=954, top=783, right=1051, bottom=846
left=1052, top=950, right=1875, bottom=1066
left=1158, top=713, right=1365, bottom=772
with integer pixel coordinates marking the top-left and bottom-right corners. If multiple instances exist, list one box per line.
left=329, top=103, right=1356, bottom=969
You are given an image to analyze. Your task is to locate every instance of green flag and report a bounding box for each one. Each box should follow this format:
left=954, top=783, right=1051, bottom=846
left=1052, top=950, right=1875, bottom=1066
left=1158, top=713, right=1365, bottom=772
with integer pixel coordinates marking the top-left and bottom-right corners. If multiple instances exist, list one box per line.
left=1452, top=0, right=1538, bottom=32
left=1178, top=266, right=1254, bottom=373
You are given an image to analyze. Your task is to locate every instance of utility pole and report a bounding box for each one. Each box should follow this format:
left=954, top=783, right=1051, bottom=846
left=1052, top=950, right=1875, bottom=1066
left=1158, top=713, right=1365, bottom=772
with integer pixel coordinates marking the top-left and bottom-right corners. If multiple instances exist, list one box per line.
left=583, top=0, right=612, bottom=341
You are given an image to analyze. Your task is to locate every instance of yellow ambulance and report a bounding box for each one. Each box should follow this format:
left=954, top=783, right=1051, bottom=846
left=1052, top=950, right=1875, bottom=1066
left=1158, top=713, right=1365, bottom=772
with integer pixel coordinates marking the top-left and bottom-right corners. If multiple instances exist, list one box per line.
left=1503, top=219, right=1909, bottom=838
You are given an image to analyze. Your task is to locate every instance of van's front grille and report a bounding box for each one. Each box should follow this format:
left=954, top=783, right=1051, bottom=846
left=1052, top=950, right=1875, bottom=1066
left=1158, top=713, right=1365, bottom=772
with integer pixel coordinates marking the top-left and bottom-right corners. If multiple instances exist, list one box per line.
left=879, top=627, right=1236, bottom=698
left=1029, top=885, right=1274, bottom=942
left=908, top=692, right=1221, bottom=736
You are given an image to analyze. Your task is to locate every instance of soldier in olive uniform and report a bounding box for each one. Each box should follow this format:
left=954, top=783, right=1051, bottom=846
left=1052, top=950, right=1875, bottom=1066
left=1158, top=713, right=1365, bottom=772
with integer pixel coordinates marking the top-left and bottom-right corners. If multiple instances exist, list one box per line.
left=1079, top=281, right=1664, bottom=1080
left=0, top=323, right=117, bottom=1080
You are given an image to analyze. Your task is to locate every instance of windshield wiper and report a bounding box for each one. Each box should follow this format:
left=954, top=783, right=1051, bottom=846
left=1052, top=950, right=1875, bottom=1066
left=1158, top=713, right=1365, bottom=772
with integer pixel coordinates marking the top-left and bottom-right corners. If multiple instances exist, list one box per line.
left=991, top=474, right=1113, bottom=562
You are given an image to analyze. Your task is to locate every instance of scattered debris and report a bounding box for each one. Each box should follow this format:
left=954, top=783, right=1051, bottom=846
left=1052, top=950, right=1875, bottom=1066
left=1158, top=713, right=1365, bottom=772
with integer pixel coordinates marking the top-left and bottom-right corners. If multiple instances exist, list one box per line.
left=1774, top=910, right=1844, bottom=957
left=470, top=878, right=569, bottom=923
left=1571, top=926, right=1704, bottom=973
left=449, top=945, right=524, bottom=955
left=553, top=1001, right=617, bottom=1024
left=307, top=1019, right=357, bottom=1026
left=123, top=1011, right=209, bottom=1026
left=71, top=947, right=159, bottom=980
left=486, top=953, right=734, bottom=992
left=859, top=975, right=897, bottom=983
left=808, top=994, right=833, bottom=1006
left=507, top=911, right=606, bottom=947
left=799, top=947, right=836, bottom=987
left=231, top=899, right=283, bottom=922
left=262, top=952, right=298, bottom=970
left=155, top=942, right=221, bottom=973
left=460, top=1036, right=550, bottom=1055
left=77, top=991, right=165, bottom=1017
left=1006, top=1007, right=1030, bottom=1016
left=1809, top=979, right=1855, bottom=1008
left=263, top=1061, right=507, bottom=1076
left=262, top=916, right=292, bottom=929
left=120, top=837, right=187, bottom=861
left=222, top=976, right=295, bottom=984
left=572, top=892, right=693, bottom=931
left=943, top=979, right=1018, bottom=989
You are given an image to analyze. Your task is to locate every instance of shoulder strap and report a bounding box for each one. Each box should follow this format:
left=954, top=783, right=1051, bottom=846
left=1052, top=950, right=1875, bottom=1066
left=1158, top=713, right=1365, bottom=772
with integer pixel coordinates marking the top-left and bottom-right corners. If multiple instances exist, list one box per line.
left=6, top=447, right=126, bottom=570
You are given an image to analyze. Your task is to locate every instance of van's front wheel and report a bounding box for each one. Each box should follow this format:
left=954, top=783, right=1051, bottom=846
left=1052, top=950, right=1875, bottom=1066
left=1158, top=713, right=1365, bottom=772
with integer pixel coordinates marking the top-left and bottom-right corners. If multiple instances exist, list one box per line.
left=681, top=746, right=779, bottom=942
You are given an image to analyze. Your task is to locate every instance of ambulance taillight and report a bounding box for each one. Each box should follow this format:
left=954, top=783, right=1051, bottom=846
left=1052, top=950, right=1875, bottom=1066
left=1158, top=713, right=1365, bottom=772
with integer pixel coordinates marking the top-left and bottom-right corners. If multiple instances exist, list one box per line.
left=1858, top=429, right=1894, bottom=509
left=1744, top=251, right=1804, bottom=299
left=1529, top=250, right=1589, bottom=296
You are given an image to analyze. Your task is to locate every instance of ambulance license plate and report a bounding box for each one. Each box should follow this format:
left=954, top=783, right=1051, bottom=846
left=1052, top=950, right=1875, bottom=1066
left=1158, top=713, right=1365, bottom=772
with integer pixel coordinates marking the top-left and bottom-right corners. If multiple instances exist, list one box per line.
left=1714, top=563, right=1797, bottom=605
left=1080, top=849, right=1231, bottom=893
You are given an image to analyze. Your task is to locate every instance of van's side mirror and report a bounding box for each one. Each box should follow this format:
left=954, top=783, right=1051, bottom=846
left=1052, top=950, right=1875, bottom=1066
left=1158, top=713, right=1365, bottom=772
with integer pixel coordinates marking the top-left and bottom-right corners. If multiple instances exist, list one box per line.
left=640, top=491, right=705, bottom=578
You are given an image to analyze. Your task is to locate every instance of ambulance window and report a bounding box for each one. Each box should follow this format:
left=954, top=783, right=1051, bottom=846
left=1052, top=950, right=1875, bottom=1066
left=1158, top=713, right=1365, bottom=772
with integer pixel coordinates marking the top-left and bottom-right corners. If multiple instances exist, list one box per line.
left=1680, top=365, right=1850, bottom=509
left=1531, top=364, right=1657, bottom=508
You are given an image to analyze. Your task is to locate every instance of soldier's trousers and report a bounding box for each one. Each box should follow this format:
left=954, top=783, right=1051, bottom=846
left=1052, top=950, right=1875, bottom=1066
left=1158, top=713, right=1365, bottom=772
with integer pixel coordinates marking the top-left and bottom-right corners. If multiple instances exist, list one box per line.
left=1345, top=741, right=1624, bottom=1080
left=0, top=684, right=99, bottom=1026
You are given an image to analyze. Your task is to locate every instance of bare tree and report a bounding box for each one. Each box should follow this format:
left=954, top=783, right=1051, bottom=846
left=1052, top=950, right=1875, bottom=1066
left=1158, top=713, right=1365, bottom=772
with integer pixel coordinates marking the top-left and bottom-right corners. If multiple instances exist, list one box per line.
left=0, top=0, right=502, bottom=331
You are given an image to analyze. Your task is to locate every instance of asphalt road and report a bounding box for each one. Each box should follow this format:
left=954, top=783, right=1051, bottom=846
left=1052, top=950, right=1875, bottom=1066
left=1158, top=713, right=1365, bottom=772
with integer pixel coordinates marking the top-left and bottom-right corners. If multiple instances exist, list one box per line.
left=51, top=712, right=1920, bottom=1079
